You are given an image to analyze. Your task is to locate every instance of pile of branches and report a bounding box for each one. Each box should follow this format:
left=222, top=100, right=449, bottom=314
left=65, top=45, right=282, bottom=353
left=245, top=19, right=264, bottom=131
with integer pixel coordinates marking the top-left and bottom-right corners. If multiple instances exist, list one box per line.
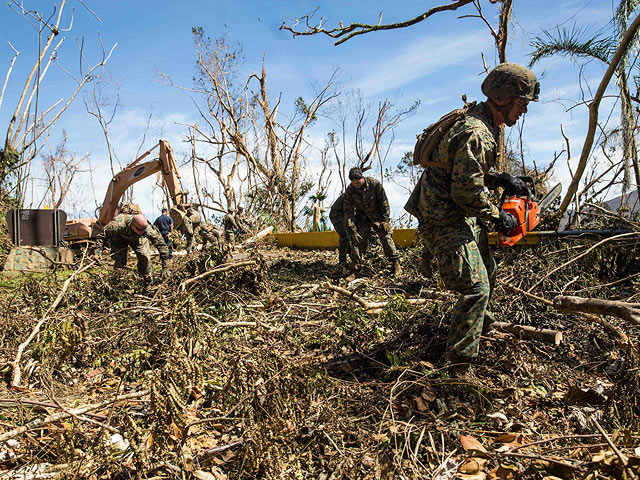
left=0, top=223, right=639, bottom=478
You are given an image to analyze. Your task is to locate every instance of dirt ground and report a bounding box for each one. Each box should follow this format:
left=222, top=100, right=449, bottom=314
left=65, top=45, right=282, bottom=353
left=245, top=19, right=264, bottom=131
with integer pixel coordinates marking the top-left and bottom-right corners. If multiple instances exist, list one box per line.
left=0, top=235, right=639, bottom=479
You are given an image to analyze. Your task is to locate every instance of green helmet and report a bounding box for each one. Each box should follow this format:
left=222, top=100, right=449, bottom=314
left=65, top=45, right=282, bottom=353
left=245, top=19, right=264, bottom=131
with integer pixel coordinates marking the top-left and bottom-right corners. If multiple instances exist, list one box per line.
left=481, top=63, right=540, bottom=102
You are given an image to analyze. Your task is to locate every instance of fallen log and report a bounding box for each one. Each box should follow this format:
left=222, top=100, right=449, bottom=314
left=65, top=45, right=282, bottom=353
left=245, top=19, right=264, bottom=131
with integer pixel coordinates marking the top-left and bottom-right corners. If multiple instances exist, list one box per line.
left=492, top=321, right=563, bottom=345
left=554, top=295, right=640, bottom=325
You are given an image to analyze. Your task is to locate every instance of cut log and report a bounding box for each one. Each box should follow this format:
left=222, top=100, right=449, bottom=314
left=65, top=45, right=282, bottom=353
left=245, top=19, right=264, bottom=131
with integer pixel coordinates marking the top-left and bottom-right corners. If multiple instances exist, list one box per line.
left=492, top=321, right=563, bottom=345
left=553, top=296, right=640, bottom=325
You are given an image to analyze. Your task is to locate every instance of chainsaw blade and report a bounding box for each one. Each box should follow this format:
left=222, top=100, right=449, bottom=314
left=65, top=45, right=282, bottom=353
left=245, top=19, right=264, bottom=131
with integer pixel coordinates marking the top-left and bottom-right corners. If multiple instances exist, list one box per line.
left=538, top=183, right=562, bottom=213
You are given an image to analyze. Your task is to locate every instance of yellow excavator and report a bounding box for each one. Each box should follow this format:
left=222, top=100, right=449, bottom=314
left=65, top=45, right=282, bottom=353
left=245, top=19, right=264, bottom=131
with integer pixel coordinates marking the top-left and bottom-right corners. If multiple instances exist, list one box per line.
left=4, top=140, right=190, bottom=273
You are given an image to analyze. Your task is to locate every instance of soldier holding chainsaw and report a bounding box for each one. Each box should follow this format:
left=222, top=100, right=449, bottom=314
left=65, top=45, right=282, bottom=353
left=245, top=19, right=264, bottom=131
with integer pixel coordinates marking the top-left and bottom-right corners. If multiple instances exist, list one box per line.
left=406, top=63, right=539, bottom=365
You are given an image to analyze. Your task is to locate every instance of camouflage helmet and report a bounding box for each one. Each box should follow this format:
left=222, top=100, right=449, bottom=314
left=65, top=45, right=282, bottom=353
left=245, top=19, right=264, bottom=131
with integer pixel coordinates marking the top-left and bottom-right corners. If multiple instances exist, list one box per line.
left=481, top=63, right=540, bottom=102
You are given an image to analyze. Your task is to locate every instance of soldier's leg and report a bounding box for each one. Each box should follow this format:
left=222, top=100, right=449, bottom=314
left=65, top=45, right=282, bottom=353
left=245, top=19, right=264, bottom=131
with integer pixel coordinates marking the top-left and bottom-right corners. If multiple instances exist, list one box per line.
left=373, top=223, right=399, bottom=261
left=110, top=238, right=129, bottom=269
left=475, top=220, right=497, bottom=332
left=133, top=237, right=153, bottom=276
left=438, top=241, right=490, bottom=359
left=334, top=222, right=351, bottom=263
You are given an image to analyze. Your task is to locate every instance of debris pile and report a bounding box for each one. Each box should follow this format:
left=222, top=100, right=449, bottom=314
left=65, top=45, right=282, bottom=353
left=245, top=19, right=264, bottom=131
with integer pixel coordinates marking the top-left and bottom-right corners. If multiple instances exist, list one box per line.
left=0, top=230, right=639, bottom=478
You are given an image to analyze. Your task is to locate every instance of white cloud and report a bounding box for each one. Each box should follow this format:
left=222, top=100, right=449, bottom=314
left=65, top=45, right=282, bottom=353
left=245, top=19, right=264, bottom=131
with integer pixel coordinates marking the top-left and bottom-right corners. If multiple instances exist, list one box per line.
left=355, top=29, right=493, bottom=96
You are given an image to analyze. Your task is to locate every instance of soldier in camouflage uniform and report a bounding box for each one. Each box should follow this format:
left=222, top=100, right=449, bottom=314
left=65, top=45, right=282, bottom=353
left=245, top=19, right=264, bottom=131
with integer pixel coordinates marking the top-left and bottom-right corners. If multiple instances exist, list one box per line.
left=343, top=167, right=402, bottom=276
left=199, top=223, right=224, bottom=248
left=329, top=194, right=357, bottom=271
left=409, top=63, right=539, bottom=362
left=223, top=207, right=248, bottom=243
left=95, top=213, right=170, bottom=281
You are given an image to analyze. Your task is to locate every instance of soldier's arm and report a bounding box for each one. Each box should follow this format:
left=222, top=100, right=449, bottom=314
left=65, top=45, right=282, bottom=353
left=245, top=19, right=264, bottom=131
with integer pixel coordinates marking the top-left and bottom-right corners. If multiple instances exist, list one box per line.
left=145, top=226, right=169, bottom=261
left=450, top=130, right=500, bottom=223
left=94, top=221, right=116, bottom=250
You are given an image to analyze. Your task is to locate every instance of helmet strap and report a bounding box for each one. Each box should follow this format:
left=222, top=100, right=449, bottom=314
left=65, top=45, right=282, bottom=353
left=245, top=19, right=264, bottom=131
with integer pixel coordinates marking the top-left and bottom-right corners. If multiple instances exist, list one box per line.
left=488, top=98, right=516, bottom=125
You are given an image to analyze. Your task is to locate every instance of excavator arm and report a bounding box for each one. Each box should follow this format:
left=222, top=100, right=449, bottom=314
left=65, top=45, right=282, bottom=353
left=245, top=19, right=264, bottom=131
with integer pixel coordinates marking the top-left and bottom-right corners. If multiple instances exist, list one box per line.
left=97, top=140, right=188, bottom=227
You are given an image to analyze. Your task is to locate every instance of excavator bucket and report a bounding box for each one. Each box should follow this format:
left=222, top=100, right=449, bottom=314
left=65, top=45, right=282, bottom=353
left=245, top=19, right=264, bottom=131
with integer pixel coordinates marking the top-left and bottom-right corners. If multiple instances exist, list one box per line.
left=3, top=209, right=75, bottom=275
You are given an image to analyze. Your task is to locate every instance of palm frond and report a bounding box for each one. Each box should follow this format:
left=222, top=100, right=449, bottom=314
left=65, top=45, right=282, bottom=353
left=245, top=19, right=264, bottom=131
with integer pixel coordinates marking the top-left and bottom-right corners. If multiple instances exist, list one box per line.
left=529, top=25, right=616, bottom=67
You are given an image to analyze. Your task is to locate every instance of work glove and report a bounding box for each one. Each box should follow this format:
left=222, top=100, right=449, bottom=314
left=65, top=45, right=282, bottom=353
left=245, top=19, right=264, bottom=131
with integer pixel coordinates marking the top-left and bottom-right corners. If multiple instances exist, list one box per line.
left=495, top=210, right=518, bottom=235
left=493, top=173, right=531, bottom=197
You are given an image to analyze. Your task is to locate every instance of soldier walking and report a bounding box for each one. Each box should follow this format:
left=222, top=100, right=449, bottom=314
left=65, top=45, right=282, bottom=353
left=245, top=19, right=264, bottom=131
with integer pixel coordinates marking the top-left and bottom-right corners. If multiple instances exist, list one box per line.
left=223, top=207, right=248, bottom=243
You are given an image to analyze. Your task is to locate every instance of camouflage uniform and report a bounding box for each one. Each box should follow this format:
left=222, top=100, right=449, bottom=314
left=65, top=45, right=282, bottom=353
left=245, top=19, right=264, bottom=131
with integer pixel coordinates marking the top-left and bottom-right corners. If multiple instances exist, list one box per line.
left=343, top=176, right=399, bottom=264
left=414, top=101, right=502, bottom=359
left=328, top=194, right=356, bottom=264
left=200, top=223, right=224, bottom=248
left=223, top=212, right=247, bottom=243
left=95, top=214, right=169, bottom=276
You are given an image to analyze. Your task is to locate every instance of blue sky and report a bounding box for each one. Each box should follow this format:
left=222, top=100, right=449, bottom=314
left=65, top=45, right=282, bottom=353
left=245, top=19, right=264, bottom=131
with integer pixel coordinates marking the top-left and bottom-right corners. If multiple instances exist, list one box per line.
left=0, top=0, right=625, bottom=224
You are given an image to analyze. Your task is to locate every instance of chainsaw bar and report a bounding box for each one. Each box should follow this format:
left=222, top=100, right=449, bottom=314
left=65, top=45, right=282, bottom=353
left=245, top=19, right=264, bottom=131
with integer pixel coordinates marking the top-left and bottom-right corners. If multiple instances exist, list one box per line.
left=538, top=183, right=562, bottom=213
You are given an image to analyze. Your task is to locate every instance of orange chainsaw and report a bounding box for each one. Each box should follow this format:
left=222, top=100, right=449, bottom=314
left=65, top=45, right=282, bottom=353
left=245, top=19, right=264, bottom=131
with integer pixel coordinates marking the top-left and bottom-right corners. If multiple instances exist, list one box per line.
left=498, top=177, right=562, bottom=247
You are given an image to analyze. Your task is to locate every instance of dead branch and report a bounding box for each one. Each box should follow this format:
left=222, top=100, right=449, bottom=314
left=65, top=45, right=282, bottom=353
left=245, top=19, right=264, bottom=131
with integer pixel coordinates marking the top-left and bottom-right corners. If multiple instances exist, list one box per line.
left=591, top=416, right=638, bottom=480
left=554, top=296, right=640, bottom=325
left=180, top=260, right=257, bottom=290
left=527, top=232, right=640, bottom=293
left=280, top=1, right=475, bottom=45
left=492, top=321, right=563, bottom=345
left=502, top=283, right=629, bottom=343
left=324, top=282, right=452, bottom=314
left=0, top=390, right=148, bottom=443
left=557, top=12, right=640, bottom=219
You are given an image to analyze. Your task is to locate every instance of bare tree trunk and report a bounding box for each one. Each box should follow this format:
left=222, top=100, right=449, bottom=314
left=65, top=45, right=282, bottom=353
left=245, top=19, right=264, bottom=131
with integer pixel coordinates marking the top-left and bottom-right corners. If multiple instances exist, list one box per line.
left=554, top=296, right=640, bottom=325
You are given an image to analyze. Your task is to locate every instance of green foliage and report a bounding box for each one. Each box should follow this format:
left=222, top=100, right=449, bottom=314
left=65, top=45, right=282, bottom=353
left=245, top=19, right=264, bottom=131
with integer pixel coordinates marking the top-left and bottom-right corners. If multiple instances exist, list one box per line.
left=295, top=96, right=317, bottom=121
left=529, top=25, right=615, bottom=67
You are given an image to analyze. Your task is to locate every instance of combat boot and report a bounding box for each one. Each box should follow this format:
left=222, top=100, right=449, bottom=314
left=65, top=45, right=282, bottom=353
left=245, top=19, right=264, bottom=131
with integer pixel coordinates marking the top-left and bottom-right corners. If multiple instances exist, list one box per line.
left=391, top=259, right=402, bottom=277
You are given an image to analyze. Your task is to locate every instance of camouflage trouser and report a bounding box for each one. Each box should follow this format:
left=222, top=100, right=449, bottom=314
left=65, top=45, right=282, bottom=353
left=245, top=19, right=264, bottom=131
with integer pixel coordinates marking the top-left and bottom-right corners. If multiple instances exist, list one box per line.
left=182, top=217, right=194, bottom=252
left=202, top=228, right=223, bottom=248
left=353, top=219, right=399, bottom=264
left=421, top=217, right=496, bottom=358
left=329, top=214, right=355, bottom=264
left=110, top=236, right=153, bottom=276
left=224, top=229, right=235, bottom=243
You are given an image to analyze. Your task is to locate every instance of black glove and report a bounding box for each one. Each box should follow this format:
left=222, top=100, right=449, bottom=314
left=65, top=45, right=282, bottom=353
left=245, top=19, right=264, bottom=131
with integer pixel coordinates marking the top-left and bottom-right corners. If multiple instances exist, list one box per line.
left=496, top=210, right=518, bottom=235
left=494, top=173, right=530, bottom=197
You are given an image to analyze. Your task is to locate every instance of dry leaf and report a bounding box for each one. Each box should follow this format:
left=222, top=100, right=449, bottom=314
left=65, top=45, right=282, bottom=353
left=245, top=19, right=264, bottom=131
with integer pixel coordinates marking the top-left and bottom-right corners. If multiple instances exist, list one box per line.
left=145, top=432, right=154, bottom=450
left=460, top=434, right=488, bottom=453
left=458, top=473, right=486, bottom=480
left=372, top=433, right=388, bottom=442
left=458, top=457, right=488, bottom=474
left=494, top=433, right=518, bottom=443
left=414, top=396, right=429, bottom=411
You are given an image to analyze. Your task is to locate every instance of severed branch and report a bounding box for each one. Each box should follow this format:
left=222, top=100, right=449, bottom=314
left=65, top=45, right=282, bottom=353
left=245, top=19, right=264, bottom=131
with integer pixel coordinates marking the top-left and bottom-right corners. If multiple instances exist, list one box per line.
left=280, top=0, right=475, bottom=45
left=180, top=260, right=257, bottom=290
left=324, top=282, right=452, bottom=314
left=554, top=296, right=640, bottom=326
left=0, top=390, right=148, bottom=442
left=492, top=321, right=562, bottom=345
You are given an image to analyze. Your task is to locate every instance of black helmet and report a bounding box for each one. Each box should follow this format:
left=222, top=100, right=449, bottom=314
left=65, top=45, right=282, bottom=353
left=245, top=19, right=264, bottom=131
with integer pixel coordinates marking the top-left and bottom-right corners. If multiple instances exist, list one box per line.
left=481, top=63, right=540, bottom=102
